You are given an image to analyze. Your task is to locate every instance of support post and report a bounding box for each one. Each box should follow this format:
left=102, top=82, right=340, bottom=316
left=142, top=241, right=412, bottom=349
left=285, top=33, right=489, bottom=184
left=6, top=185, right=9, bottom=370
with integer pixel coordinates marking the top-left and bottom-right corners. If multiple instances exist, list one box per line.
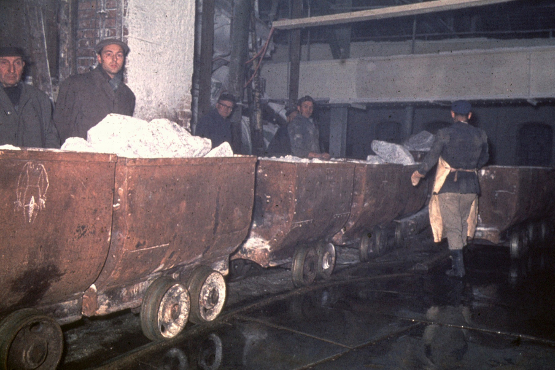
left=329, top=105, right=348, bottom=158
left=228, top=0, right=252, bottom=154
left=288, top=0, right=302, bottom=107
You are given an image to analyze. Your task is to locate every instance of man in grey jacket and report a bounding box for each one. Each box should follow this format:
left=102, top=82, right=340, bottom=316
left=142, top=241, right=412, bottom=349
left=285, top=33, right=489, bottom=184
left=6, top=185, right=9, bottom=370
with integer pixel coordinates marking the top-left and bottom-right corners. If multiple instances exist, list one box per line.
left=54, top=39, right=135, bottom=143
left=0, top=46, right=60, bottom=148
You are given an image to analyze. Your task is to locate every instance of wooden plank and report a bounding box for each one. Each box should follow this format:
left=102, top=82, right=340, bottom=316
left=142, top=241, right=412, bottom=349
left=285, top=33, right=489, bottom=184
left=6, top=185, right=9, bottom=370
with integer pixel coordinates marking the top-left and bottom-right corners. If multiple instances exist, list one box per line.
left=272, top=0, right=517, bottom=30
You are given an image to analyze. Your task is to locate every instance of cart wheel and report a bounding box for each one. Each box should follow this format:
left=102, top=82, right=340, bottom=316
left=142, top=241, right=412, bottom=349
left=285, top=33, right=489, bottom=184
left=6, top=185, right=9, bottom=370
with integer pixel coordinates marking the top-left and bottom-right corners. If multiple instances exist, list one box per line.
left=187, top=267, right=226, bottom=324
left=527, top=222, right=539, bottom=245
left=197, top=333, right=223, bottom=370
left=140, top=277, right=190, bottom=341
left=292, top=245, right=318, bottom=287
left=360, top=226, right=384, bottom=262
left=0, top=308, right=63, bottom=370
left=394, top=223, right=405, bottom=249
left=540, top=220, right=553, bottom=244
left=316, top=242, right=336, bottom=279
left=509, top=228, right=529, bottom=260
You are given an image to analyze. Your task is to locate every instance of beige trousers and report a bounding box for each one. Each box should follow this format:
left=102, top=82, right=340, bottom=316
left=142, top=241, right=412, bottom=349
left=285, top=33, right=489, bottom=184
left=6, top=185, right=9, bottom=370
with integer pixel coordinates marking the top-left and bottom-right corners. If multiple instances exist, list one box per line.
left=437, top=193, right=478, bottom=250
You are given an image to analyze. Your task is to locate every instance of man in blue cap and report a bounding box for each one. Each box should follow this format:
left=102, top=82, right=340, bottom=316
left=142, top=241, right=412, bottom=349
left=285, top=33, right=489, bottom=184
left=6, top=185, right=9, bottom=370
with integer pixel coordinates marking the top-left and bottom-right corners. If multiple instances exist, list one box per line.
left=411, top=100, right=489, bottom=278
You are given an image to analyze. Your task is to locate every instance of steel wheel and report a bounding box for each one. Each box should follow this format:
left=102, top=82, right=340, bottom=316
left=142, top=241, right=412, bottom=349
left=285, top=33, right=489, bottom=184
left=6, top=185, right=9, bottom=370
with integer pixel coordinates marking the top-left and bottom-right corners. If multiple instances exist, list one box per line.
left=316, top=242, right=336, bottom=279
left=395, top=223, right=405, bottom=249
left=0, top=309, right=63, bottom=370
left=140, top=277, right=190, bottom=341
left=197, top=333, right=223, bottom=370
left=360, top=226, right=384, bottom=262
left=292, top=245, right=318, bottom=287
left=540, top=220, right=553, bottom=244
left=187, top=266, right=226, bottom=324
left=527, top=222, right=540, bottom=245
left=509, top=228, right=529, bottom=260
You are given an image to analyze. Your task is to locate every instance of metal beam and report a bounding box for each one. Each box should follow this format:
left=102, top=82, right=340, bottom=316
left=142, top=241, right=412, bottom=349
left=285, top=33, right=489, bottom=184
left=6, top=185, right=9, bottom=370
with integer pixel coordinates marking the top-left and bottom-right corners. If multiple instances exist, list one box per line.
left=272, top=0, right=517, bottom=30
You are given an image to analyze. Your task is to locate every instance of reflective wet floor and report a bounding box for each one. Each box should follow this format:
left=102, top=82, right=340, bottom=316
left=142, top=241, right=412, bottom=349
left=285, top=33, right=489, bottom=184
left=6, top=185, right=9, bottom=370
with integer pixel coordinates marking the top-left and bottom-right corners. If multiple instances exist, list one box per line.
left=59, top=241, right=555, bottom=369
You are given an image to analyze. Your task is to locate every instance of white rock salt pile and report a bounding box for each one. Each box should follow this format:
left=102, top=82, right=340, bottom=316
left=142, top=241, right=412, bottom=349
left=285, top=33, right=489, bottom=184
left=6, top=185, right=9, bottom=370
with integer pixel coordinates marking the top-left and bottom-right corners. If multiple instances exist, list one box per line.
left=371, top=140, right=415, bottom=165
left=365, top=155, right=385, bottom=164
left=61, top=114, right=232, bottom=158
left=403, top=130, right=435, bottom=152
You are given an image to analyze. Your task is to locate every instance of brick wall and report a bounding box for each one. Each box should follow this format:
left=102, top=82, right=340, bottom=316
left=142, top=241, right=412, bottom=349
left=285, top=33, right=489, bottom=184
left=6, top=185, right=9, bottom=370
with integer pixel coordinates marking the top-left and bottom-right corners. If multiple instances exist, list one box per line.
left=76, top=0, right=125, bottom=74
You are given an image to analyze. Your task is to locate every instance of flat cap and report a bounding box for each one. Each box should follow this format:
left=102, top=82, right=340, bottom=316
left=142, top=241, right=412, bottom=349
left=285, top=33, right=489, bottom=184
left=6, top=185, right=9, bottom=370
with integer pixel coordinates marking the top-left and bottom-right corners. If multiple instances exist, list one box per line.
left=451, top=100, right=472, bottom=115
left=95, top=39, right=130, bottom=56
left=0, top=47, right=26, bottom=58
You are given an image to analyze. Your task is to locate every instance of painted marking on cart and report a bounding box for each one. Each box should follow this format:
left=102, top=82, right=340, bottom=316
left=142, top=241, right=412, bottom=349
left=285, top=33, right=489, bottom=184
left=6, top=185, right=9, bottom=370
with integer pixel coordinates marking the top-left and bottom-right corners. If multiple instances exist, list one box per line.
left=15, top=162, right=49, bottom=223
left=292, top=219, right=314, bottom=228
left=127, top=243, right=170, bottom=252
left=333, top=212, right=350, bottom=219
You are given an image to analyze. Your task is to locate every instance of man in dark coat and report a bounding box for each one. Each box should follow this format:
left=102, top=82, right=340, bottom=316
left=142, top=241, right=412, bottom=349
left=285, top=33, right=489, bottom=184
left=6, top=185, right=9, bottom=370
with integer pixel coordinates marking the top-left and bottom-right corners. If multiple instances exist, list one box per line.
left=195, top=93, right=238, bottom=151
left=54, top=39, right=135, bottom=143
left=411, top=100, right=489, bottom=278
left=0, top=46, right=60, bottom=148
left=287, top=95, right=330, bottom=159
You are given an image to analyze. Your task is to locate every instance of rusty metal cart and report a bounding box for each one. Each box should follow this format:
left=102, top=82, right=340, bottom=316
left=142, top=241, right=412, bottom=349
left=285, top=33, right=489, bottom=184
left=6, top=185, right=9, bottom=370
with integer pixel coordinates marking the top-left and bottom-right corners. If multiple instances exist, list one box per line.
left=231, top=158, right=356, bottom=287
left=474, top=166, right=555, bottom=259
left=331, top=162, right=429, bottom=261
left=0, top=149, right=256, bottom=369
left=0, top=149, right=117, bottom=370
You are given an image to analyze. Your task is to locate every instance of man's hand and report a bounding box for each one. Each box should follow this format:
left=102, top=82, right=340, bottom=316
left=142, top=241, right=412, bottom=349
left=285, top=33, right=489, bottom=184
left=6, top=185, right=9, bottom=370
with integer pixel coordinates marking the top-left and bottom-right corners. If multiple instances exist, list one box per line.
left=411, top=170, right=424, bottom=186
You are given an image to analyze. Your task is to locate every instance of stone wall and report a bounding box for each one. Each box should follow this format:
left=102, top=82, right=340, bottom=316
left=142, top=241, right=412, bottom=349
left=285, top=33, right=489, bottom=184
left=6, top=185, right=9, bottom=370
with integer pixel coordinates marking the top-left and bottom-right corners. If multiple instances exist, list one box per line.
left=76, top=0, right=124, bottom=74
left=73, top=0, right=196, bottom=128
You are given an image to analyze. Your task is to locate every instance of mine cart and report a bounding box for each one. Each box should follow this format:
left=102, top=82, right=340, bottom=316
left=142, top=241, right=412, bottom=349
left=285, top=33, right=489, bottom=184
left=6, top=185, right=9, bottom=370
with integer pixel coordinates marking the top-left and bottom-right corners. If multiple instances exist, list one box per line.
left=332, top=162, right=429, bottom=262
left=81, top=156, right=256, bottom=340
left=474, top=166, right=555, bottom=259
left=231, top=158, right=356, bottom=287
left=0, top=150, right=256, bottom=369
left=0, top=149, right=117, bottom=370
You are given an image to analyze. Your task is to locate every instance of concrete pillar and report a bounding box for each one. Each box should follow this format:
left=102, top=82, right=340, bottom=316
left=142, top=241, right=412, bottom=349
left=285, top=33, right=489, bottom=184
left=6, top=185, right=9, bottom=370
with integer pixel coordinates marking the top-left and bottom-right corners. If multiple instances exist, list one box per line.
left=329, top=105, right=348, bottom=158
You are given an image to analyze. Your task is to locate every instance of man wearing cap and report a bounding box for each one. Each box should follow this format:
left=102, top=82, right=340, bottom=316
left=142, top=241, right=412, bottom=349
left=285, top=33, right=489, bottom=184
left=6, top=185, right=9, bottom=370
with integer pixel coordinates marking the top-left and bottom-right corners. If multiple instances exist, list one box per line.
left=287, top=95, right=330, bottom=159
left=0, top=46, right=60, bottom=148
left=411, top=100, right=489, bottom=278
left=54, top=38, right=135, bottom=143
left=195, top=93, right=239, bottom=152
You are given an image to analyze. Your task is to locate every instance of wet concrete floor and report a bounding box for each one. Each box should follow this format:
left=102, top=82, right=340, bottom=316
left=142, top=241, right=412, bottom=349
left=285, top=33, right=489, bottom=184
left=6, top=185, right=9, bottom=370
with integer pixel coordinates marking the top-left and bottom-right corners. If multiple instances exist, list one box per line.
left=59, top=241, right=555, bottom=369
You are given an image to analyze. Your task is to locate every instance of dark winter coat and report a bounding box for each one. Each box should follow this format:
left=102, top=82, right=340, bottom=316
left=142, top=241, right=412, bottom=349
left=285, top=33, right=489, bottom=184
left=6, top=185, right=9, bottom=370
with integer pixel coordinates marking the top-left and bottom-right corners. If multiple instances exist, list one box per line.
left=418, top=121, right=489, bottom=194
left=287, top=115, right=321, bottom=158
left=196, top=108, right=233, bottom=149
left=54, top=66, right=135, bottom=143
left=0, top=82, right=60, bottom=148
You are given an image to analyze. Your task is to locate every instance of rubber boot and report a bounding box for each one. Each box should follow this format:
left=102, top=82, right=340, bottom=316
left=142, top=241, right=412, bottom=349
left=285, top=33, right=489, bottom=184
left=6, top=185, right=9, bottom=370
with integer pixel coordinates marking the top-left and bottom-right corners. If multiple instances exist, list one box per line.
left=446, top=250, right=465, bottom=278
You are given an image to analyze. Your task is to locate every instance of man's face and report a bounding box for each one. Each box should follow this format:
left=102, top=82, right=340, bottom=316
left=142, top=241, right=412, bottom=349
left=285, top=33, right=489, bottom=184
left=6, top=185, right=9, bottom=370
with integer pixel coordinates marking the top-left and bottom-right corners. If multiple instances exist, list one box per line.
left=0, top=56, right=25, bottom=87
left=216, top=99, right=234, bottom=119
left=97, top=44, right=125, bottom=78
left=298, top=101, right=313, bottom=119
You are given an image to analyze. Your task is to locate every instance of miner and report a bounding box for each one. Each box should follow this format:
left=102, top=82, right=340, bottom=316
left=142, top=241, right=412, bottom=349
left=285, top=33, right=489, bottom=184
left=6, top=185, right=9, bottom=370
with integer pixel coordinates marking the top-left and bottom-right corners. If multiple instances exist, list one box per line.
left=54, top=38, right=135, bottom=143
left=411, top=100, right=489, bottom=278
left=0, top=46, right=60, bottom=148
